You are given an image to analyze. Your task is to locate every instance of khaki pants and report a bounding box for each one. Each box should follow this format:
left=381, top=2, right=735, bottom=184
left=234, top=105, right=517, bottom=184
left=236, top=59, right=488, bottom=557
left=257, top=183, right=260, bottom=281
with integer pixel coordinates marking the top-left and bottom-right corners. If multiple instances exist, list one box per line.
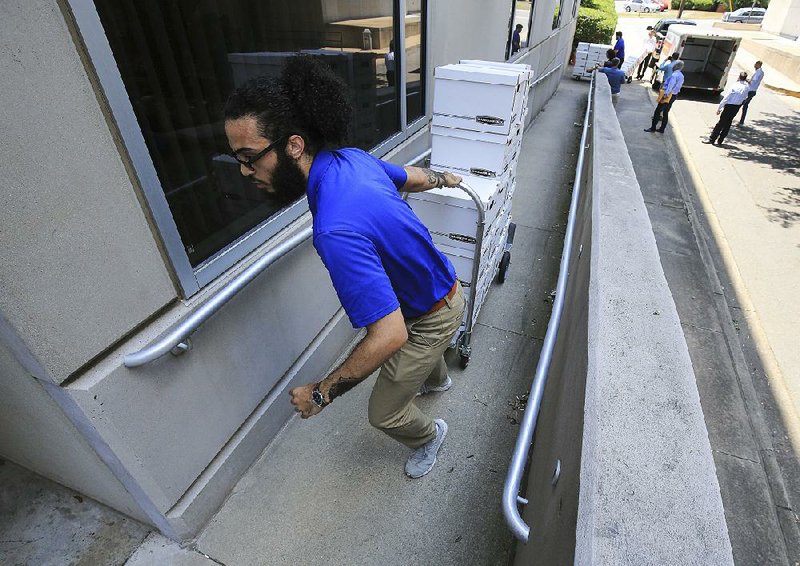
left=368, top=282, right=466, bottom=448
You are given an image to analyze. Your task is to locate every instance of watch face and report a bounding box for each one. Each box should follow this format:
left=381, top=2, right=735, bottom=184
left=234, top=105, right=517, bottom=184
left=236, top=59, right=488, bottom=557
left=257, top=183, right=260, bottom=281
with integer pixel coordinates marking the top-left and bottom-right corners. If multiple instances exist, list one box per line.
left=312, top=389, right=325, bottom=407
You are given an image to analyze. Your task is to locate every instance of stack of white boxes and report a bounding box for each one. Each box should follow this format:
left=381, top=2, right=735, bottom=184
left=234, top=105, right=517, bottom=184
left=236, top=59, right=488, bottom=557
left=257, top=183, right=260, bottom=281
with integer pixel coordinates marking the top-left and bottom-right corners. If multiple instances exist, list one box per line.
left=406, top=60, right=532, bottom=338
left=573, top=42, right=613, bottom=79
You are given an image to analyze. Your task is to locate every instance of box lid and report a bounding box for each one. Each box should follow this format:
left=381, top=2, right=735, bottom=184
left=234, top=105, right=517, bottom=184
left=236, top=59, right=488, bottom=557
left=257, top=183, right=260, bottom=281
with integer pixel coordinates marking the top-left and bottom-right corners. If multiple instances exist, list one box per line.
left=460, top=59, right=531, bottom=71
left=409, top=174, right=507, bottom=208
left=435, top=64, right=522, bottom=86
left=431, top=124, right=516, bottom=144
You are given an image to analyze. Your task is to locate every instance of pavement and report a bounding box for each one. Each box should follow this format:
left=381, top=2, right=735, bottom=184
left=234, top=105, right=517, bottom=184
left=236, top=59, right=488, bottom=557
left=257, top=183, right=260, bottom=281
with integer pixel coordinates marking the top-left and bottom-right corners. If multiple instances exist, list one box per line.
left=612, top=53, right=800, bottom=564
left=0, top=78, right=587, bottom=565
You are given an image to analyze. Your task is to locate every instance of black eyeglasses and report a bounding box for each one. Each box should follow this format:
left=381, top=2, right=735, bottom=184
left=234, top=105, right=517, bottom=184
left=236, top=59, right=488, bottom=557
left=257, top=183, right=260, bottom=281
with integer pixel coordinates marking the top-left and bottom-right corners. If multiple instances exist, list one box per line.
left=231, top=136, right=286, bottom=171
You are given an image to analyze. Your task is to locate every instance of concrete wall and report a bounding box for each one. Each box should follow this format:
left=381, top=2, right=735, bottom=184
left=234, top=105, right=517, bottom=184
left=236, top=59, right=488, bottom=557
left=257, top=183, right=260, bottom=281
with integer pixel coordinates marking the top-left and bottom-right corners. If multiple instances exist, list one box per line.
left=742, top=37, right=800, bottom=79
left=573, top=77, right=734, bottom=564
left=514, top=104, right=592, bottom=565
left=1, top=0, right=577, bottom=542
left=0, top=0, right=176, bottom=386
left=0, top=336, right=148, bottom=524
left=762, top=0, right=800, bottom=40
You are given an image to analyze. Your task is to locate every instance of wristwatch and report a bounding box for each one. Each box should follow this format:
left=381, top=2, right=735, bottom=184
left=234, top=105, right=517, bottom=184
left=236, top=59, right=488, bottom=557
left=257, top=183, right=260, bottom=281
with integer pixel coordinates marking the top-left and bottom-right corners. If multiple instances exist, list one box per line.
left=311, top=384, right=329, bottom=408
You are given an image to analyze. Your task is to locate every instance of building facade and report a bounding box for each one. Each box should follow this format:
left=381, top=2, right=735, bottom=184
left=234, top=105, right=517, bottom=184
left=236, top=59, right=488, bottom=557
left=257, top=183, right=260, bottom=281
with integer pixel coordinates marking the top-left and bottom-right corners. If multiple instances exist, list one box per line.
left=0, top=0, right=578, bottom=541
left=762, top=0, right=800, bottom=40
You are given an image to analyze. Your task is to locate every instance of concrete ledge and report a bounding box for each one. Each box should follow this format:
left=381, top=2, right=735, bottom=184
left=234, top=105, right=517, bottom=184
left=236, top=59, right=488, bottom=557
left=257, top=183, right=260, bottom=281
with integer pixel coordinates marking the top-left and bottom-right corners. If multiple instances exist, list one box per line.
left=713, top=21, right=761, bottom=31
left=740, top=38, right=800, bottom=95
left=574, top=77, right=734, bottom=564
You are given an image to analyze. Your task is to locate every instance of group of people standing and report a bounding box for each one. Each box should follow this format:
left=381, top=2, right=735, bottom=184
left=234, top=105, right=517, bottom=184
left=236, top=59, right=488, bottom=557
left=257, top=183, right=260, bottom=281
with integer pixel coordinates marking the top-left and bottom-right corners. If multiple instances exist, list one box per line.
left=592, top=26, right=764, bottom=144
left=704, top=61, right=764, bottom=145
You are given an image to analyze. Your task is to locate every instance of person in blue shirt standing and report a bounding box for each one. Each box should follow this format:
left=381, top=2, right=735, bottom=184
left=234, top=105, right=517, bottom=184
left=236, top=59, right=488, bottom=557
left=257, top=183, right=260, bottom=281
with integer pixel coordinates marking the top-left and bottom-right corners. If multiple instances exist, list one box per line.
left=613, top=31, right=625, bottom=69
left=645, top=60, right=684, bottom=133
left=511, top=24, right=523, bottom=55
left=655, top=53, right=678, bottom=88
left=224, top=56, right=465, bottom=479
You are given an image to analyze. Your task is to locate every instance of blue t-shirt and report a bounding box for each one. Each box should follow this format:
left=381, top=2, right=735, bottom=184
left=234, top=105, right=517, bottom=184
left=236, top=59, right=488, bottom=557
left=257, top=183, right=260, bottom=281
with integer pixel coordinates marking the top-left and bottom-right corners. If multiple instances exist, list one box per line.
left=599, top=67, right=625, bottom=94
left=659, top=60, right=674, bottom=82
left=614, top=38, right=625, bottom=61
left=307, top=148, right=457, bottom=328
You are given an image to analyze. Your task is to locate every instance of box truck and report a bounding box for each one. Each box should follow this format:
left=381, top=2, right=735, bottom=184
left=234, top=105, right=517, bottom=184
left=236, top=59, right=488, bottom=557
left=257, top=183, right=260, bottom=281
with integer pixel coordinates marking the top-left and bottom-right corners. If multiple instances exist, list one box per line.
left=660, top=25, right=742, bottom=93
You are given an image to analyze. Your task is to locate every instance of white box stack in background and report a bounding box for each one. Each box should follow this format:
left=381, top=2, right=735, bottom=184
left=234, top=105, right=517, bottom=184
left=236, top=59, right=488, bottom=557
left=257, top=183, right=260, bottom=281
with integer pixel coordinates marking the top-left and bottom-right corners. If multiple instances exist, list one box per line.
left=407, top=60, right=531, bottom=336
left=572, top=42, right=613, bottom=79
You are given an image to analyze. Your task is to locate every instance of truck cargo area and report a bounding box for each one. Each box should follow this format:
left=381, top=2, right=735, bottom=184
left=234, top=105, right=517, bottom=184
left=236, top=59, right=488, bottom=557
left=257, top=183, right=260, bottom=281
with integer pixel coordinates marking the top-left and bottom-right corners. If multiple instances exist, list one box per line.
left=680, top=36, right=738, bottom=91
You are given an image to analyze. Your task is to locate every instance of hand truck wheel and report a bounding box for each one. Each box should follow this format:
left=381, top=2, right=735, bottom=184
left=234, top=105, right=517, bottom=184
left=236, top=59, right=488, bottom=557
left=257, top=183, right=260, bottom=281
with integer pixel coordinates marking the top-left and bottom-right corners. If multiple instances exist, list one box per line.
left=498, top=250, right=512, bottom=283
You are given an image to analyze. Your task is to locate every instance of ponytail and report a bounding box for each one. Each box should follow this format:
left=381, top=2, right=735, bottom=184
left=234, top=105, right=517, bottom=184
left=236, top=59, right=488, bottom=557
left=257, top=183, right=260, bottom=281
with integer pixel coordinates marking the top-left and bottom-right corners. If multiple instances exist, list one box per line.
left=224, top=55, right=352, bottom=155
left=280, top=56, right=352, bottom=151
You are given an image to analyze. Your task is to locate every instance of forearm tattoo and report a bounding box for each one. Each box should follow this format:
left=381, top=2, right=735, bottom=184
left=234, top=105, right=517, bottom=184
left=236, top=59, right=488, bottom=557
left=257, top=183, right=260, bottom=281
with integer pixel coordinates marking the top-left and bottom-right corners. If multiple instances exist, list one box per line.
left=421, top=168, right=448, bottom=188
left=327, top=375, right=366, bottom=401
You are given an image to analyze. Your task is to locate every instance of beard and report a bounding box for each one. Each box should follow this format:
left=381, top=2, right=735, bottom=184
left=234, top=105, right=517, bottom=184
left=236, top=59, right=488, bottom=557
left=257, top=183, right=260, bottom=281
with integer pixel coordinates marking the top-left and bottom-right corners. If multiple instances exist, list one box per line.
left=267, top=150, right=308, bottom=205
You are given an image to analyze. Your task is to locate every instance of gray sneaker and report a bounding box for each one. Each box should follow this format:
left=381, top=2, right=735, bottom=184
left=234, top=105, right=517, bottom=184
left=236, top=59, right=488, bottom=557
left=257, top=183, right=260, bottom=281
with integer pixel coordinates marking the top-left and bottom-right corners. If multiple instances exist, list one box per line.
left=416, top=375, right=452, bottom=397
left=405, top=419, right=448, bottom=479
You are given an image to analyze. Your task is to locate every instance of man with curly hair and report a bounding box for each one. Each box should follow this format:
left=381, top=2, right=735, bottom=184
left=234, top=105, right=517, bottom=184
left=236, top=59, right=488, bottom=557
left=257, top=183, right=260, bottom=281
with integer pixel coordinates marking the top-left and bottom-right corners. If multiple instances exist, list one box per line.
left=224, top=56, right=465, bottom=479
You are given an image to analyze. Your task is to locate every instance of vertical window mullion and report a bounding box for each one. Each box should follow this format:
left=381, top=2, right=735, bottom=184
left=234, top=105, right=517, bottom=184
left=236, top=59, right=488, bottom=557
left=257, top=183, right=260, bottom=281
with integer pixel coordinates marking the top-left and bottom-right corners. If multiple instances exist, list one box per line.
left=397, top=0, right=407, bottom=131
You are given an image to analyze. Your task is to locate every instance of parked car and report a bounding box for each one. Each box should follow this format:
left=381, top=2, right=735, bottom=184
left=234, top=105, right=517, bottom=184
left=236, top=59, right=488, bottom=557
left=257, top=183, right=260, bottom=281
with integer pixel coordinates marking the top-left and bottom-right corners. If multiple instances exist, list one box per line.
left=652, top=0, right=669, bottom=11
left=623, top=0, right=662, bottom=12
left=722, top=7, right=766, bottom=23
left=653, top=18, right=697, bottom=55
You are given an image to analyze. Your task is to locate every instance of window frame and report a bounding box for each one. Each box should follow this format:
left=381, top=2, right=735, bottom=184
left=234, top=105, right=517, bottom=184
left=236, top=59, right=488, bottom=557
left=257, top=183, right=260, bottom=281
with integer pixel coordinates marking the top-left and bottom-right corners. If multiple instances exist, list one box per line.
left=66, top=0, right=431, bottom=297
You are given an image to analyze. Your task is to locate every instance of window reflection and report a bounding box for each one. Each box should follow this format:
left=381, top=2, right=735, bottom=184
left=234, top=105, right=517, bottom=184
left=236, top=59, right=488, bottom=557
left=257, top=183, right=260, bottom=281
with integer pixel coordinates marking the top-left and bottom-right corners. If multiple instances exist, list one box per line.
left=406, top=1, right=425, bottom=124
left=94, top=1, right=402, bottom=267
left=508, top=0, right=533, bottom=59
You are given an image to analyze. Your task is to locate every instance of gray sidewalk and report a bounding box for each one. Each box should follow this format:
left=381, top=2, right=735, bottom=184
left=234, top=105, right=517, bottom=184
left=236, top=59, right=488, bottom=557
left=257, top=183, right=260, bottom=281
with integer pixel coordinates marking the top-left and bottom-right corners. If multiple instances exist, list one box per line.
left=613, top=71, right=800, bottom=564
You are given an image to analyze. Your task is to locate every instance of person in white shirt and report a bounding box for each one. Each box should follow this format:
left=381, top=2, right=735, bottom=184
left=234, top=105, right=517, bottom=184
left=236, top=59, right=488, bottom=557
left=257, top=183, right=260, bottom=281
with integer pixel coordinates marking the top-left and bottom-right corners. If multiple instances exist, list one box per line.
left=738, top=60, right=764, bottom=126
left=704, top=72, right=750, bottom=146
left=637, top=29, right=658, bottom=80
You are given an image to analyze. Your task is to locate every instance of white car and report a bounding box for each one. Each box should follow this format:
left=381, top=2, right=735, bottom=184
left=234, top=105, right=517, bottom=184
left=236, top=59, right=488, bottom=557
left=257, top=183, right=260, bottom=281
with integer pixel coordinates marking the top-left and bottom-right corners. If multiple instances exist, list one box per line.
left=722, top=7, right=766, bottom=23
left=623, top=0, right=661, bottom=12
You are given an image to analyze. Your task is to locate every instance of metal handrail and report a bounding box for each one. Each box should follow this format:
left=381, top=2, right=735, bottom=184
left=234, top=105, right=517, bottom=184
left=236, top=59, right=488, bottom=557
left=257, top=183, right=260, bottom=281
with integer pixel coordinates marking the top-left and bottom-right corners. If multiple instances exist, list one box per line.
left=124, top=149, right=432, bottom=368
left=529, top=64, right=563, bottom=87
left=502, top=72, right=595, bottom=542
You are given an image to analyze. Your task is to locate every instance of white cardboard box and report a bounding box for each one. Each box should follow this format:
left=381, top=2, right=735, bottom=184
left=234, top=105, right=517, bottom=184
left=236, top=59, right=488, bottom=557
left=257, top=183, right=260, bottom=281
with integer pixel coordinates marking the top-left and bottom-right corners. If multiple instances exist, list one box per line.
left=431, top=124, right=521, bottom=178
left=433, top=64, right=527, bottom=136
left=407, top=173, right=510, bottom=243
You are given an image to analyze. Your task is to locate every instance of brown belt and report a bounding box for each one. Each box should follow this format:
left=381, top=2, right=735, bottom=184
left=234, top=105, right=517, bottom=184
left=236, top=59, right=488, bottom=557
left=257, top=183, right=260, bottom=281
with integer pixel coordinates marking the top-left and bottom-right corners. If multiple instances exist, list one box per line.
left=425, top=280, right=458, bottom=316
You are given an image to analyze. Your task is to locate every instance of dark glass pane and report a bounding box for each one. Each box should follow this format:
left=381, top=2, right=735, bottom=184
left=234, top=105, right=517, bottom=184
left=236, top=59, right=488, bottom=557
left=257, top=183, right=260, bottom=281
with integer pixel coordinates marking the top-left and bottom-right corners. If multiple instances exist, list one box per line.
left=406, top=1, right=425, bottom=124
left=509, top=0, right=532, bottom=59
left=553, top=0, right=564, bottom=29
left=93, top=0, right=400, bottom=267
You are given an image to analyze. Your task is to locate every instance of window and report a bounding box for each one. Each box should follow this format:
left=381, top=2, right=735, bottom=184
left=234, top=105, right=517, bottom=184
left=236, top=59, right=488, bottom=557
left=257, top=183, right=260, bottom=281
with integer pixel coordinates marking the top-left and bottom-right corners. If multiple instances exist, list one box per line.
left=553, top=0, right=565, bottom=29
left=507, top=0, right=534, bottom=60
left=76, top=0, right=426, bottom=295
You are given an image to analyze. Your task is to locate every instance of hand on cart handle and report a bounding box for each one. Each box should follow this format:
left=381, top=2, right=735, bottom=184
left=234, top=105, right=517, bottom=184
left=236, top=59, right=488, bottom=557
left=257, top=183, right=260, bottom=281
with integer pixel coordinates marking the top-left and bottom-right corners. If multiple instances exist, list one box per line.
left=439, top=171, right=462, bottom=188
